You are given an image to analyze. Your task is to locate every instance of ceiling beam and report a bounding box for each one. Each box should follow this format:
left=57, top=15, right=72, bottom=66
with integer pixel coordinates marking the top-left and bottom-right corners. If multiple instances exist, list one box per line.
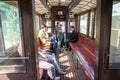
left=39, top=0, right=50, bottom=11
left=68, top=0, right=81, bottom=12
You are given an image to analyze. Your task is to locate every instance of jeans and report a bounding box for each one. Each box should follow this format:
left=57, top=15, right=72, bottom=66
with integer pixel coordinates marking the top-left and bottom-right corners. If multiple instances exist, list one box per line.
left=65, top=39, right=69, bottom=48
left=51, top=40, right=57, bottom=52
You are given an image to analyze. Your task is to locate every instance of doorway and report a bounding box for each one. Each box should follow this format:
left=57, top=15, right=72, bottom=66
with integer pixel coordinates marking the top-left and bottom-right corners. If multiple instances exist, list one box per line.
left=55, top=21, right=66, bottom=41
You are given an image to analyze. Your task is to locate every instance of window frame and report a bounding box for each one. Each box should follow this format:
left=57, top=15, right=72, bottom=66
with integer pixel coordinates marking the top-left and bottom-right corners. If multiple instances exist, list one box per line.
left=78, top=8, right=96, bottom=40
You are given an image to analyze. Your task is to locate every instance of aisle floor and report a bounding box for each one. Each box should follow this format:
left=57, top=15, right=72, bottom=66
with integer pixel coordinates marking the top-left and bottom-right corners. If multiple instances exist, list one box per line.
left=57, top=49, right=86, bottom=80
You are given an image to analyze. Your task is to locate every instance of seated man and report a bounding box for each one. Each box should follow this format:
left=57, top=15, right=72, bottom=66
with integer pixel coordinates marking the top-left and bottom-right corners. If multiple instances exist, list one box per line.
left=50, top=33, right=58, bottom=52
left=39, top=56, right=60, bottom=80
left=38, top=24, right=57, bottom=52
left=65, top=26, right=78, bottom=48
left=38, top=49, right=66, bottom=75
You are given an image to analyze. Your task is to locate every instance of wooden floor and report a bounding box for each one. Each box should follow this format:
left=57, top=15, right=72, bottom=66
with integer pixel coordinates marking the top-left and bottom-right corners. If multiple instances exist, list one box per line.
left=57, top=49, right=86, bottom=80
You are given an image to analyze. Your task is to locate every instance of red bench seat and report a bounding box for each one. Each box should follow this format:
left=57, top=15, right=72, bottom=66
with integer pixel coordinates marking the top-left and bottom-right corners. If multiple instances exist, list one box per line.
left=69, top=34, right=96, bottom=80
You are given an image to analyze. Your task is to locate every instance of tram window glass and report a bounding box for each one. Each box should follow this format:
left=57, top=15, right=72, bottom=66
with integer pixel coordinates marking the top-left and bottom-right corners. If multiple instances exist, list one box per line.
left=55, top=21, right=66, bottom=33
left=46, top=19, right=51, bottom=33
left=109, top=0, right=120, bottom=69
left=0, top=1, right=26, bottom=73
left=68, top=20, right=75, bottom=33
left=46, top=19, right=51, bottom=27
left=80, top=13, right=88, bottom=35
left=35, top=15, right=39, bottom=35
left=70, top=21, right=75, bottom=26
left=89, top=11, right=94, bottom=37
left=94, top=22, right=96, bottom=39
left=47, top=28, right=51, bottom=33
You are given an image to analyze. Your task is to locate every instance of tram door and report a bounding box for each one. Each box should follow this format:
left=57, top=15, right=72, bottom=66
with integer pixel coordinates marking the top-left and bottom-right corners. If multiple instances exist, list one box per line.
left=106, top=0, right=120, bottom=79
left=96, top=0, right=120, bottom=80
left=55, top=21, right=66, bottom=40
left=55, top=21, right=66, bottom=32
left=0, top=1, right=37, bottom=80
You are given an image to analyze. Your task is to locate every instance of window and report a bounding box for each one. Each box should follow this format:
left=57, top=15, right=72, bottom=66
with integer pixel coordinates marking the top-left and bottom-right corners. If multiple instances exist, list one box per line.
left=80, top=14, right=88, bottom=35
left=46, top=19, right=51, bottom=27
left=0, top=2, right=20, bottom=49
left=35, top=15, right=39, bottom=35
left=0, top=1, right=26, bottom=73
left=46, top=19, right=51, bottom=33
left=94, top=18, right=96, bottom=39
left=89, top=11, right=94, bottom=37
left=109, top=0, right=120, bottom=69
left=68, top=19, right=75, bottom=33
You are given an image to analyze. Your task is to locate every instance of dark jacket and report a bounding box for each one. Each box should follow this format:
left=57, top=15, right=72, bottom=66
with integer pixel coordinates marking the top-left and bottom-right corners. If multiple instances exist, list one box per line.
left=68, top=30, right=78, bottom=42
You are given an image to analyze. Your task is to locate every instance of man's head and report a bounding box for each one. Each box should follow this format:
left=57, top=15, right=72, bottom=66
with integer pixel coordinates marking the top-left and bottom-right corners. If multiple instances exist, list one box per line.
left=60, top=24, right=62, bottom=27
left=41, top=24, right=48, bottom=32
left=70, top=26, right=75, bottom=32
left=56, top=22, right=60, bottom=27
left=57, top=22, right=59, bottom=25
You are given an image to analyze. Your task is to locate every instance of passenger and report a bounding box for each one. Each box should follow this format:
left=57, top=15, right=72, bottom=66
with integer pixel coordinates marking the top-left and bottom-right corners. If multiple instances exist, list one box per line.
left=38, top=49, right=66, bottom=75
left=54, top=22, right=61, bottom=41
left=39, top=56, right=60, bottom=80
left=57, top=29, right=64, bottom=49
left=38, top=24, right=57, bottom=52
left=50, top=33, right=58, bottom=52
left=65, top=26, right=78, bottom=48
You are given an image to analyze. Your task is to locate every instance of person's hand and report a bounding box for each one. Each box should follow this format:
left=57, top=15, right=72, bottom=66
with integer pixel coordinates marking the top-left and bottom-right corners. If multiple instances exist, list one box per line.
left=47, top=38, right=49, bottom=41
left=45, top=57, right=49, bottom=61
left=46, top=57, right=54, bottom=63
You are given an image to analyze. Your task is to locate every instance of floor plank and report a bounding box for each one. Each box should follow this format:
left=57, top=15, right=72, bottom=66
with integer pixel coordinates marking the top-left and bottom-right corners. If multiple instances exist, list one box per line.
left=57, top=49, right=87, bottom=80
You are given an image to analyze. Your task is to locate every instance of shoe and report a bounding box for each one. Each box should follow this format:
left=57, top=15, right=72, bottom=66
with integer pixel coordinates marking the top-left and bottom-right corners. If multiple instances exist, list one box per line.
left=57, top=70, right=66, bottom=75
left=61, top=69, right=66, bottom=72
left=54, top=77, right=60, bottom=80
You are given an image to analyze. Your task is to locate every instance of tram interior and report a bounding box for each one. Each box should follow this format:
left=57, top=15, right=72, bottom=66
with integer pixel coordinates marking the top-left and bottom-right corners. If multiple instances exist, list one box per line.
left=0, top=0, right=120, bottom=80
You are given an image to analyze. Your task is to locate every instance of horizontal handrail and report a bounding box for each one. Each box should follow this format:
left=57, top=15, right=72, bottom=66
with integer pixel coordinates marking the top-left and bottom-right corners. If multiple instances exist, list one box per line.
left=0, top=57, right=29, bottom=60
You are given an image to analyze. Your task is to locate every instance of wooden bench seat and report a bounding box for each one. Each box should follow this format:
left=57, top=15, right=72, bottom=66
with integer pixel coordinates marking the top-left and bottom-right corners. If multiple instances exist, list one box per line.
left=69, top=34, right=96, bottom=80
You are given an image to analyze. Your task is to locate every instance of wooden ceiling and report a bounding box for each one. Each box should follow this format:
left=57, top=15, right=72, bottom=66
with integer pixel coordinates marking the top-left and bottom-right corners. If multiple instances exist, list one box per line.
left=35, top=0, right=48, bottom=14
left=71, top=0, right=96, bottom=14
left=48, top=0, right=72, bottom=6
left=35, top=0, right=97, bottom=15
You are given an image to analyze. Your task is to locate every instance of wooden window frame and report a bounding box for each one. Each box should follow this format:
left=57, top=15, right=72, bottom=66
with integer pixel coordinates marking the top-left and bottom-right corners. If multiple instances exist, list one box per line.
left=78, top=8, right=96, bottom=40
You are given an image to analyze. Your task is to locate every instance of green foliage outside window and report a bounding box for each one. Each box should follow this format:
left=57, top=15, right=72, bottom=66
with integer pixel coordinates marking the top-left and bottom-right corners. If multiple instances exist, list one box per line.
left=0, top=2, right=20, bottom=49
